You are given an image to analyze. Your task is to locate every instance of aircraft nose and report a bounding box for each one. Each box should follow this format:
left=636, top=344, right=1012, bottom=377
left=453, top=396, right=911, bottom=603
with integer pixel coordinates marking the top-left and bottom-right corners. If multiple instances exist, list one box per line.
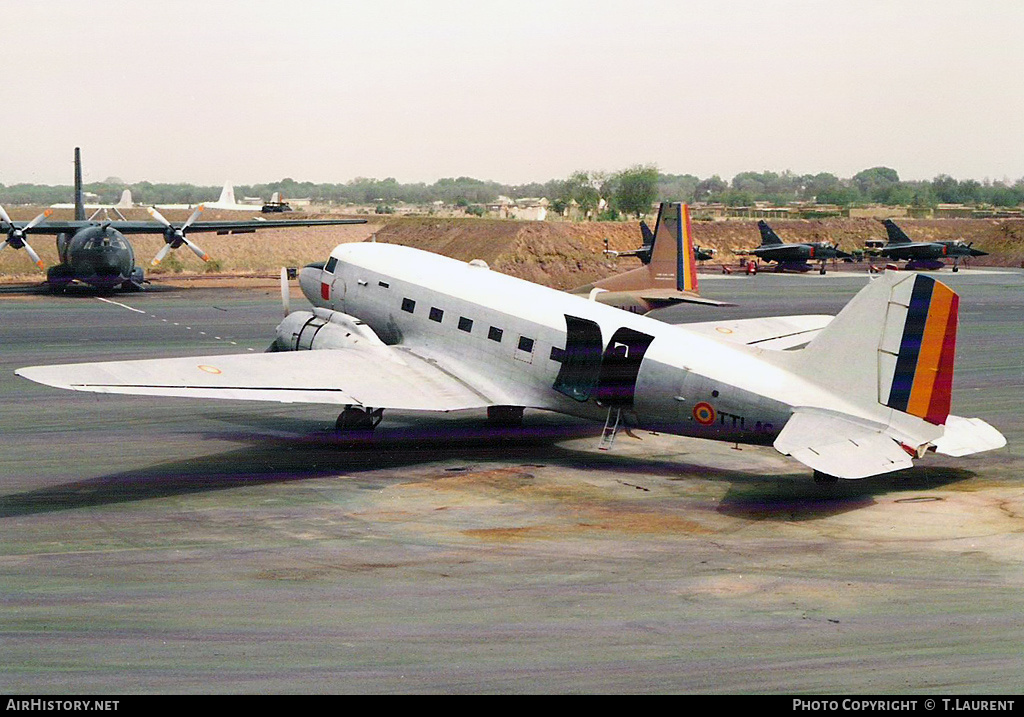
left=299, top=264, right=324, bottom=304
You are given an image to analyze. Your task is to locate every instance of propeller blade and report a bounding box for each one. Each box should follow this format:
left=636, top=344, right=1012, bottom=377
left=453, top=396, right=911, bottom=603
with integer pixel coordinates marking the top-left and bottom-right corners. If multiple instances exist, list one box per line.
left=151, top=243, right=172, bottom=266
left=182, top=237, right=210, bottom=262
left=0, top=204, right=12, bottom=226
left=182, top=204, right=205, bottom=230
left=22, top=240, right=45, bottom=270
left=280, top=267, right=290, bottom=316
left=23, top=208, right=53, bottom=232
left=147, top=206, right=172, bottom=227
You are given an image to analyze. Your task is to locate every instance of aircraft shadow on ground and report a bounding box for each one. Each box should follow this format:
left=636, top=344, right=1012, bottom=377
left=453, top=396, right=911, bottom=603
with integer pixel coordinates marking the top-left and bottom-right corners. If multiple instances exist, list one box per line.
left=0, top=416, right=977, bottom=519
left=716, top=464, right=976, bottom=521
left=0, top=281, right=182, bottom=297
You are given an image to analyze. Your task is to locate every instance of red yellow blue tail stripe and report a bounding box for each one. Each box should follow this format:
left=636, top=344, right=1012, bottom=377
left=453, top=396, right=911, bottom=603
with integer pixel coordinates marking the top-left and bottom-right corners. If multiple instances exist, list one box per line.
left=679, top=204, right=698, bottom=293
left=885, top=275, right=958, bottom=425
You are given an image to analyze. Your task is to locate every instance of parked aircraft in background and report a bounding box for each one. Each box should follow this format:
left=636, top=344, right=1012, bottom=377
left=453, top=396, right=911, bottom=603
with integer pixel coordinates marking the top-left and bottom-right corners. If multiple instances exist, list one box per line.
left=741, top=221, right=852, bottom=274
left=52, top=189, right=134, bottom=220
left=18, top=213, right=1005, bottom=483
left=0, top=148, right=366, bottom=292
left=154, top=182, right=261, bottom=212
left=575, top=203, right=727, bottom=313
left=876, top=219, right=987, bottom=272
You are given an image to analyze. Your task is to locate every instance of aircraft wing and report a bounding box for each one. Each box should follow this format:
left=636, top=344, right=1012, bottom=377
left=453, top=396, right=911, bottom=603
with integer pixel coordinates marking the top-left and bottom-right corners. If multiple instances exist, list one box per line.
left=677, top=315, right=832, bottom=350
left=773, top=408, right=914, bottom=479
left=16, top=346, right=498, bottom=412
left=7, top=218, right=366, bottom=235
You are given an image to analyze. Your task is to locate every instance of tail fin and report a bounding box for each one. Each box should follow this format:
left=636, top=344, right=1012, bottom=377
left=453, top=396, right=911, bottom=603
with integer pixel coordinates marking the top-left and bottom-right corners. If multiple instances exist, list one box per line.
left=115, top=189, right=133, bottom=208
left=648, top=202, right=698, bottom=292
left=74, top=147, right=85, bottom=221
left=218, top=182, right=236, bottom=206
left=756, top=220, right=783, bottom=246
left=777, top=272, right=957, bottom=426
left=882, top=219, right=912, bottom=245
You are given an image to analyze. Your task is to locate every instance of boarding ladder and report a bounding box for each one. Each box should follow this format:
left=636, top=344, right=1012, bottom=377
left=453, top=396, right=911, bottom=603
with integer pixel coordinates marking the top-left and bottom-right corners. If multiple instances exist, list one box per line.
left=598, top=406, right=622, bottom=451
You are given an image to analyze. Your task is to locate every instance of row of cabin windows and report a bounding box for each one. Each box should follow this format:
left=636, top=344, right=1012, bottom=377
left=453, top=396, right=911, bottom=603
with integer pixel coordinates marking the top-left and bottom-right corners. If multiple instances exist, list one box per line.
left=399, top=295, right=555, bottom=360
left=327, top=271, right=565, bottom=364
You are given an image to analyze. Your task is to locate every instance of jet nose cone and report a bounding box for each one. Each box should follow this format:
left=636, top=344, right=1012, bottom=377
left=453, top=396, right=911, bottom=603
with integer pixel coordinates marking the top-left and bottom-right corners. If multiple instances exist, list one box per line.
left=971, top=248, right=988, bottom=257
left=299, top=264, right=324, bottom=304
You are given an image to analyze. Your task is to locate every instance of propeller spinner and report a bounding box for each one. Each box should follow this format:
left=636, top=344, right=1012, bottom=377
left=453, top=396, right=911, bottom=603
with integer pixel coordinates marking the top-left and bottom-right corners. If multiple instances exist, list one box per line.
left=148, top=205, right=211, bottom=266
left=0, top=205, right=51, bottom=270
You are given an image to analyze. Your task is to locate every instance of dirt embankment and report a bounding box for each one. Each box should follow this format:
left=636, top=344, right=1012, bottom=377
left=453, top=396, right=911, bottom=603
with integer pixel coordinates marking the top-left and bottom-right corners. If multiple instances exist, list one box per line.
left=2, top=207, right=1022, bottom=288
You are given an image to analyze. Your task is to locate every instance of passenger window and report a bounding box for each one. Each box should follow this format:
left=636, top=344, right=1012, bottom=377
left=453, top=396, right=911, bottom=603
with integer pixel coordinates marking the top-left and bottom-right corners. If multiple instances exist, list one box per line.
left=518, top=336, right=534, bottom=353
left=402, top=298, right=416, bottom=313
left=325, top=257, right=338, bottom=273
left=458, top=317, right=473, bottom=333
left=550, top=346, right=565, bottom=362
left=378, top=281, right=390, bottom=288
left=488, top=326, right=503, bottom=342
left=429, top=307, right=444, bottom=323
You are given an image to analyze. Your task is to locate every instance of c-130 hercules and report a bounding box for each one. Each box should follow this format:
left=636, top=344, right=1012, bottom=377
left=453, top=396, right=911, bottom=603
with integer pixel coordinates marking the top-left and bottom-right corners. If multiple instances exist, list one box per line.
left=0, top=148, right=366, bottom=292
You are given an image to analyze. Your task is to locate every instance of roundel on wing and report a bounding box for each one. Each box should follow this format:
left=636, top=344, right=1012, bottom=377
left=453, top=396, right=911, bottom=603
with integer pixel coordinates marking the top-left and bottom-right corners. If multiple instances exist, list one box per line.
left=692, top=401, right=716, bottom=426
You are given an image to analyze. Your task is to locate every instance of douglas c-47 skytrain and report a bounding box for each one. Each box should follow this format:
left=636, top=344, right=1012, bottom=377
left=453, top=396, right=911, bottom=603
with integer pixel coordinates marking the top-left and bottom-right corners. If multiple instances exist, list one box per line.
left=16, top=204, right=1005, bottom=483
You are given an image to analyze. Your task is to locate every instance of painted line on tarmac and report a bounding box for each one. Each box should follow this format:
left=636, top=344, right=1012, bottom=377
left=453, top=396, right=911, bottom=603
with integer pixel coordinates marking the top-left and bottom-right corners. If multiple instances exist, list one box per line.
left=95, top=296, right=146, bottom=313
left=94, top=296, right=257, bottom=351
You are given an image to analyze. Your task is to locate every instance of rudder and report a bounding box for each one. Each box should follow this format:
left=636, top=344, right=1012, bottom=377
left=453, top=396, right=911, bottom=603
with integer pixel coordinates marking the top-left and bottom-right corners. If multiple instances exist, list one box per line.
left=648, top=202, right=698, bottom=292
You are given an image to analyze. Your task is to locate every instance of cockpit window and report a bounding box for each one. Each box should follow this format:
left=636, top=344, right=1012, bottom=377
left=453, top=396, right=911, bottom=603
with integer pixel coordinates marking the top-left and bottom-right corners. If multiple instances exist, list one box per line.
left=83, top=234, right=128, bottom=250
left=325, top=257, right=339, bottom=273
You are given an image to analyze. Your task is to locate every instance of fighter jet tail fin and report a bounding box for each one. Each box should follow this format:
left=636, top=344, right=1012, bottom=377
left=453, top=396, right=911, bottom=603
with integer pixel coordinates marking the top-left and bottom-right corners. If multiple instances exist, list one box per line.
left=882, top=219, right=913, bottom=245
left=756, top=220, right=784, bottom=246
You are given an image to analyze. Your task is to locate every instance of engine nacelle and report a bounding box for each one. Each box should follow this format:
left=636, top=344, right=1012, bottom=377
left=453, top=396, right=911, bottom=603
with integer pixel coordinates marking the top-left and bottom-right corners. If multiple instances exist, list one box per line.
left=273, top=308, right=388, bottom=352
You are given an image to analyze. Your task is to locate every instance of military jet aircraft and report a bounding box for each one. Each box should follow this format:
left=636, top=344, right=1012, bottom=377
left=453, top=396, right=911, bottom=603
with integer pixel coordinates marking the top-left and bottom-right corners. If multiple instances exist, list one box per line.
left=0, top=148, right=366, bottom=292
left=876, top=219, right=987, bottom=272
left=17, top=205, right=1004, bottom=484
left=740, top=221, right=851, bottom=274
left=602, top=217, right=713, bottom=264
left=573, top=202, right=727, bottom=314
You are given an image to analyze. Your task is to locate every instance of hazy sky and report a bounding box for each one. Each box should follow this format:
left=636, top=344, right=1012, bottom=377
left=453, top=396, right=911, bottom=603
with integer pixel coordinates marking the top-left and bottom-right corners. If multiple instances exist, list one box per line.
left=3, top=0, right=1022, bottom=186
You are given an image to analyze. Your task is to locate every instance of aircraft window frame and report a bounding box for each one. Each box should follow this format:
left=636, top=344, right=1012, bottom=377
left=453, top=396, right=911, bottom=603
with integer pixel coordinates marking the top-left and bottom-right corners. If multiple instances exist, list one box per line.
left=518, top=336, right=535, bottom=353
left=325, top=257, right=339, bottom=273
left=550, top=346, right=565, bottom=362
left=458, top=317, right=473, bottom=333
left=402, top=298, right=416, bottom=313
left=488, top=326, right=503, bottom=342
left=378, top=281, right=390, bottom=289
left=429, top=307, right=444, bottom=323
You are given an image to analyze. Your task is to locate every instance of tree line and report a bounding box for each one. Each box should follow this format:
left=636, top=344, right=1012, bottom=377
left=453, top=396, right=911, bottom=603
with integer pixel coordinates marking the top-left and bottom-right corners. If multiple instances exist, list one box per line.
left=1, top=166, right=1021, bottom=211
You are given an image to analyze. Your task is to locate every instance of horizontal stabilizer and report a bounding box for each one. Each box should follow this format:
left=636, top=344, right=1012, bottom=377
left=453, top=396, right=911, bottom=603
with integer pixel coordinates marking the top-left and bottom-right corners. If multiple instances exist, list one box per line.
left=932, top=415, right=1007, bottom=457
left=637, top=288, right=732, bottom=308
left=679, top=314, right=832, bottom=350
left=774, top=408, right=914, bottom=479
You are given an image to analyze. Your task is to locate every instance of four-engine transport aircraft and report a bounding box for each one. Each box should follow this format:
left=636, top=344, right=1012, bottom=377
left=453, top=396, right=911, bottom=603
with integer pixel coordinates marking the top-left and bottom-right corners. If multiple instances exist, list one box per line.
left=741, top=220, right=852, bottom=274
left=16, top=205, right=1005, bottom=483
left=876, top=219, right=988, bottom=272
left=571, top=203, right=728, bottom=313
left=0, top=148, right=366, bottom=292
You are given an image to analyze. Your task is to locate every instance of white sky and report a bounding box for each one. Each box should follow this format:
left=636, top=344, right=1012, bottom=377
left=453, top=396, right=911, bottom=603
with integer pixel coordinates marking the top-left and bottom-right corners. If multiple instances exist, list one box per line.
left=2, top=0, right=1022, bottom=186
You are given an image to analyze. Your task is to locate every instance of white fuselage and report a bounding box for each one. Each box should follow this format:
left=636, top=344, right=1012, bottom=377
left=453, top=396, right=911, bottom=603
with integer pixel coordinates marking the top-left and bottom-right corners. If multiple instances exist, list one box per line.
left=298, top=243, right=832, bottom=444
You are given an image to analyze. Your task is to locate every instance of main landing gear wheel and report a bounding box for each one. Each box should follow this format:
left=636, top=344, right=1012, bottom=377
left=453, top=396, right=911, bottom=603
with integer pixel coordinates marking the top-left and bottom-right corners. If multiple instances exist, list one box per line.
left=335, top=406, right=383, bottom=431
left=813, top=470, right=839, bottom=485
